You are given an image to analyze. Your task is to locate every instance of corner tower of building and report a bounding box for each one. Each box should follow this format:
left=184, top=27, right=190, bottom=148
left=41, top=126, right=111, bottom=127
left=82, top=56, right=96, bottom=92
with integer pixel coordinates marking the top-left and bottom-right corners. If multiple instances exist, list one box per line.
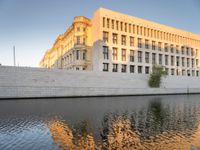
left=40, top=16, right=92, bottom=70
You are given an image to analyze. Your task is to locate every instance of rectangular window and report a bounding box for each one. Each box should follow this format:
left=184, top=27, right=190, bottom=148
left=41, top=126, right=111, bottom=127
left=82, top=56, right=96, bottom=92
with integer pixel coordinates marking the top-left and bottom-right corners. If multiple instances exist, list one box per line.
left=145, top=66, right=149, bottom=74
left=176, top=69, right=179, bottom=76
left=158, top=42, right=162, bottom=51
left=154, top=30, right=156, bottom=38
left=76, top=50, right=80, bottom=60
left=152, top=41, right=156, bottom=50
left=121, top=49, right=126, bottom=61
left=181, top=46, right=185, bottom=55
left=171, top=56, right=174, bottom=66
left=120, top=22, right=123, bottom=31
left=171, top=69, right=175, bottom=75
left=83, top=52, right=86, bottom=60
left=112, top=48, right=118, bottom=60
left=116, top=21, right=119, bottom=30
left=103, top=63, right=109, bottom=71
left=151, top=29, right=153, bottom=37
left=145, top=52, right=149, bottom=63
left=152, top=53, right=156, bottom=64
left=196, top=59, right=199, bottom=66
left=138, top=66, right=142, bottom=74
left=192, top=70, right=195, bottom=76
left=182, top=69, right=186, bottom=76
left=121, top=64, right=127, bottom=72
left=146, top=28, right=149, bottom=37
left=144, top=27, right=146, bottom=36
left=176, top=56, right=180, bottom=66
left=125, top=23, right=127, bottom=32
left=187, top=58, right=190, bottom=67
left=103, top=46, right=109, bottom=60
left=140, top=26, right=143, bottom=35
left=112, top=33, right=118, bottom=44
left=112, top=64, right=118, bottom=72
left=130, top=36, right=134, bottom=46
left=187, top=70, right=190, bottom=76
left=107, top=18, right=110, bottom=28
left=196, top=49, right=199, bottom=56
left=129, top=24, right=131, bottom=33
left=176, top=45, right=179, bottom=54
left=121, top=35, right=126, bottom=46
left=137, top=26, right=139, bottom=34
left=138, top=38, right=142, bottom=48
left=159, top=54, right=162, bottom=65
left=170, top=44, right=174, bottom=53
left=111, top=19, right=114, bottom=29
left=103, top=17, right=105, bottom=27
left=196, top=71, right=199, bottom=77
left=186, top=47, right=190, bottom=56
left=182, top=57, right=185, bottom=67
left=165, top=55, right=169, bottom=65
left=138, top=51, right=142, bottom=63
left=145, top=39, right=149, bottom=49
left=191, top=48, right=194, bottom=56
left=83, top=38, right=85, bottom=44
left=77, top=36, right=80, bottom=44
left=130, top=65, right=134, bottom=73
left=133, top=25, right=135, bottom=34
left=103, top=31, right=109, bottom=43
left=192, top=59, right=194, bottom=68
left=130, top=50, right=134, bottom=62
left=164, top=43, right=168, bottom=52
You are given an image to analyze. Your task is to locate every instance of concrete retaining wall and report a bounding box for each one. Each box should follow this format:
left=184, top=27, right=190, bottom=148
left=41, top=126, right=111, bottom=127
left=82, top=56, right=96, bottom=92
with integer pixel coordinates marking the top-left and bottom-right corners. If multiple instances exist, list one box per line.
left=0, top=66, right=200, bottom=98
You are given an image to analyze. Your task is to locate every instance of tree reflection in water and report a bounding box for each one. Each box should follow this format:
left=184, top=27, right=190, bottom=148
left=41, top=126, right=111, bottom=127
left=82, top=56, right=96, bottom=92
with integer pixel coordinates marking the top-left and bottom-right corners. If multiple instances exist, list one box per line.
left=48, top=99, right=200, bottom=150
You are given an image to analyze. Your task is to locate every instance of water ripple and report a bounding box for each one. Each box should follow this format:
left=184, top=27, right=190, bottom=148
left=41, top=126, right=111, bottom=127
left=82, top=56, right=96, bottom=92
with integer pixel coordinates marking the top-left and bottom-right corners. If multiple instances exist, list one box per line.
left=0, top=95, right=200, bottom=149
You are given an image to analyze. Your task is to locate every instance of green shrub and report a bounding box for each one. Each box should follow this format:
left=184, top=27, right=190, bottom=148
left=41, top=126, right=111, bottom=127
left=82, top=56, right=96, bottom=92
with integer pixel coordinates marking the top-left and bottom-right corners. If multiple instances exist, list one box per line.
left=148, top=65, right=167, bottom=88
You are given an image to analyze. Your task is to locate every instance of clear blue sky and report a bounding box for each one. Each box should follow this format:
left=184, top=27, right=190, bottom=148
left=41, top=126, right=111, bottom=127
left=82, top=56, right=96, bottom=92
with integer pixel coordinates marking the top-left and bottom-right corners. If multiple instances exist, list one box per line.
left=0, top=0, right=200, bottom=67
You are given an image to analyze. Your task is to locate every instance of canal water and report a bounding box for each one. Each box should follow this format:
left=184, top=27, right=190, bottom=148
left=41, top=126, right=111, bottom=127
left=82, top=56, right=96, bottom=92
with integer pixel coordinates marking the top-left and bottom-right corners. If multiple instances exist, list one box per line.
left=0, top=95, right=200, bottom=150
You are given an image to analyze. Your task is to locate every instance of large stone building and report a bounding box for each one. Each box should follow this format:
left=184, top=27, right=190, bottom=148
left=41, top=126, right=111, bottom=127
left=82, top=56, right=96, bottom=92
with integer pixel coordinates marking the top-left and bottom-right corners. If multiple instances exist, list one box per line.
left=40, top=8, right=200, bottom=76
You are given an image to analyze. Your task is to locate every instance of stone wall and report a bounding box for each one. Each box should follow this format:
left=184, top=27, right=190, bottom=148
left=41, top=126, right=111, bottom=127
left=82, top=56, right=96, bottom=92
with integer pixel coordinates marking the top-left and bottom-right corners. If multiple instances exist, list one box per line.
left=0, top=66, right=200, bottom=98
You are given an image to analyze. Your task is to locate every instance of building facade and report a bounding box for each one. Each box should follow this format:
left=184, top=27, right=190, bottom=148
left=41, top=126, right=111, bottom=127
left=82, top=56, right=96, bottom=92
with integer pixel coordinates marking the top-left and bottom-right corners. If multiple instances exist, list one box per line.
left=40, top=16, right=92, bottom=70
left=40, top=8, right=200, bottom=76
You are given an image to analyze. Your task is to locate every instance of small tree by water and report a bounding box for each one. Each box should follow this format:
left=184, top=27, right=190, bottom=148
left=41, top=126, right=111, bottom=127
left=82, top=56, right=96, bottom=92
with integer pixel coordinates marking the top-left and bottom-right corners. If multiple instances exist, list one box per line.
left=148, top=65, right=167, bottom=88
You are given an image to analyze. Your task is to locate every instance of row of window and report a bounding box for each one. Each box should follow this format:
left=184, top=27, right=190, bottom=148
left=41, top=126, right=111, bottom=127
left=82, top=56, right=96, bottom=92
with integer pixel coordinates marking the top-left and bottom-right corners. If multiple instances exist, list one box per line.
left=76, top=27, right=86, bottom=32
left=103, top=32, right=198, bottom=56
left=61, top=28, right=86, bottom=50
left=102, top=17, right=200, bottom=46
left=103, top=63, right=149, bottom=74
left=102, top=63, right=199, bottom=76
left=62, top=50, right=86, bottom=65
left=103, top=46, right=199, bottom=67
left=76, top=36, right=86, bottom=45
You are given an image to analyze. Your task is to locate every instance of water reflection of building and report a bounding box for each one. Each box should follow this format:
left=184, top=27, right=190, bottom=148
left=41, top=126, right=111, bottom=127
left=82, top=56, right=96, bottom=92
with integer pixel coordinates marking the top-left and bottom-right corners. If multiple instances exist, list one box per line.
left=48, top=117, right=200, bottom=150
left=48, top=120, right=74, bottom=149
left=48, top=119, right=95, bottom=150
left=48, top=100, right=200, bottom=150
left=101, top=115, right=200, bottom=150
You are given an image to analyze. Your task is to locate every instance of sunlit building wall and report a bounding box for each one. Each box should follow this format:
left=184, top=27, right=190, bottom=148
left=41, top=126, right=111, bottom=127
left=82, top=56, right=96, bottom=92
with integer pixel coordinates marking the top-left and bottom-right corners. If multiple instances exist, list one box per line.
left=40, top=8, right=200, bottom=76
left=40, top=16, right=92, bottom=70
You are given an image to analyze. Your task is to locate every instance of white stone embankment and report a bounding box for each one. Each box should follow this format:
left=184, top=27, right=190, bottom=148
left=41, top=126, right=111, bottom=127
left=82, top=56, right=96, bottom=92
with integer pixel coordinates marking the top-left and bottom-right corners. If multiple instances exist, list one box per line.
left=0, top=66, right=200, bottom=99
